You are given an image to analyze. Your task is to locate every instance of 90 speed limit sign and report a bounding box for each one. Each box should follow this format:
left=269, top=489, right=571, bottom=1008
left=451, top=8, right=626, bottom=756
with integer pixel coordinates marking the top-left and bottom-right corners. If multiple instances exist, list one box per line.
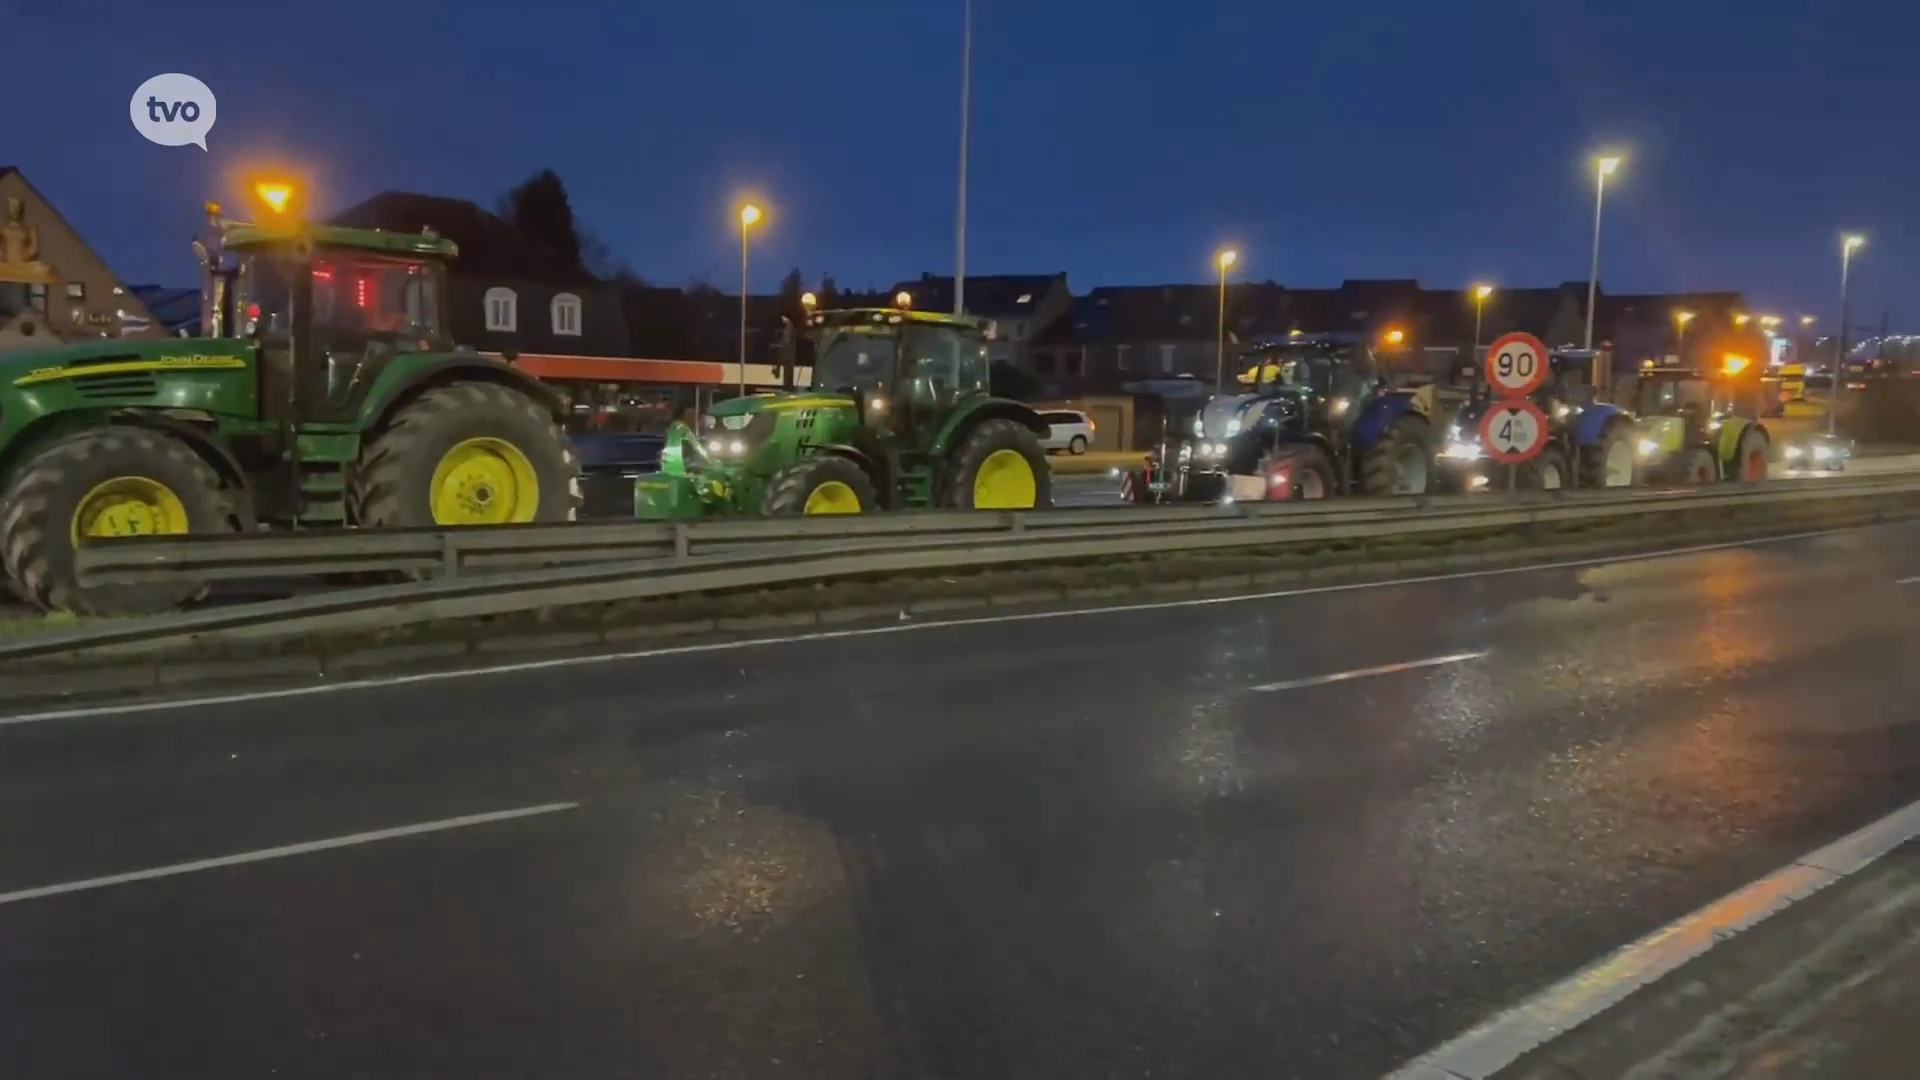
left=1478, top=399, right=1549, bottom=465
left=1485, top=332, right=1549, bottom=397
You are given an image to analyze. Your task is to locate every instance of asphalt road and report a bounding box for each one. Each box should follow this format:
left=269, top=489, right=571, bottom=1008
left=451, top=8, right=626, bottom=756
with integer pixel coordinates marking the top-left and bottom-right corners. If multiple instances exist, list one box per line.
left=3, top=528, right=1920, bottom=1079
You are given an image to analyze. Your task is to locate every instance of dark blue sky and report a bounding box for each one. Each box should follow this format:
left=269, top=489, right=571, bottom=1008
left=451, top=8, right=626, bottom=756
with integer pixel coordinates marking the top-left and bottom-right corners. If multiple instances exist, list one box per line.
left=20, top=0, right=1917, bottom=326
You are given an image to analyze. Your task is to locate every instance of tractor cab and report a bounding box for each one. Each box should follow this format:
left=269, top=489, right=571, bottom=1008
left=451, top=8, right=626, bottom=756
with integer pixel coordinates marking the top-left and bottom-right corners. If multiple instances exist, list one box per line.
left=199, top=185, right=460, bottom=427
left=643, top=305, right=1052, bottom=518
left=1628, top=364, right=1771, bottom=484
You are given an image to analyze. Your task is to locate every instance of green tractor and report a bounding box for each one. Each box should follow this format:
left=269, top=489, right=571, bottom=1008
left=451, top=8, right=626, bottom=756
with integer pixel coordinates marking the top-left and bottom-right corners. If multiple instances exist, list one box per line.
left=1626, top=364, right=1771, bottom=484
left=0, top=182, right=580, bottom=615
left=637, top=306, right=1052, bottom=518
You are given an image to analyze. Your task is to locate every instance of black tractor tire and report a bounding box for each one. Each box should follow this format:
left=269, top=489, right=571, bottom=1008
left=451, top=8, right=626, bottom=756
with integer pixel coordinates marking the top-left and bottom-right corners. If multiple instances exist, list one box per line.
left=1680, top=446, right=1719, bottom=485
left=349, top=382, right=581, bottom=530
left=1258, top=445, right=1334, bottom=500
left=1519, top=445, right=1571, bottom=490
left=942, top=419, right=1054, bottom=510
left=1579, top=422, right=1638, bottom=489
left=1728, top=426, right=1770, bottom=483
left=762, top=455, right=880, bottom=515
left=1122, top=469, right=1158, bottom=504
left=1359, top=414, right=1434, bottom=496
left=0, top=427, right=238, bottom=615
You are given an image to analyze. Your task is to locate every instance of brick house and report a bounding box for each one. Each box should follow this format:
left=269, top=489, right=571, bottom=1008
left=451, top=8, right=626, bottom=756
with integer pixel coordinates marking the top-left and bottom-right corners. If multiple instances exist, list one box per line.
left=0, top=167, right=162, bottom=349
left=890, top=272, right=1071, bottom=367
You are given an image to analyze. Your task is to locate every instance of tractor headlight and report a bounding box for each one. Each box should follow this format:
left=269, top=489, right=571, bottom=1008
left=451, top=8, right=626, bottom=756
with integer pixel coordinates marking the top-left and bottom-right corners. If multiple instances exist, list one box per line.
left=1784, top=445, right=1806, bottom=460
left=1636, top=438, right=1662, bottom=460
left=1812, top=444, right=1834, bottom=461
left=1442, top=440, right=1483, bottom=461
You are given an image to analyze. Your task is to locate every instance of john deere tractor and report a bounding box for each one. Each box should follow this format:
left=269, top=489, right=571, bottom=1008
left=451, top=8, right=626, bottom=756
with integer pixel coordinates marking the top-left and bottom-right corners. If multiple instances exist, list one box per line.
left=636, top=307, right=1051, bottom=518
left=0, top=181, right=580, bottom=615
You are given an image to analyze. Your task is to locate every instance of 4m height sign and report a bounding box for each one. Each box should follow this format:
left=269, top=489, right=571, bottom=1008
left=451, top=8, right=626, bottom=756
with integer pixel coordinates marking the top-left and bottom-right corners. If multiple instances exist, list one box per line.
left=1479, top=399, right=1548, bottom=465
left=1485, top=332, right=1549, bottom=399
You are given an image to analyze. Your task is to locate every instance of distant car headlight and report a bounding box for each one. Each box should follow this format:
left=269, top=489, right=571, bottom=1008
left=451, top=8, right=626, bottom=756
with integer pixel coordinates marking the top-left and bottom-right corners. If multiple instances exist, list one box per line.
left=1442, top=440, right=1484, bottom=461
left=1784, top=445, right=1806, bottom=460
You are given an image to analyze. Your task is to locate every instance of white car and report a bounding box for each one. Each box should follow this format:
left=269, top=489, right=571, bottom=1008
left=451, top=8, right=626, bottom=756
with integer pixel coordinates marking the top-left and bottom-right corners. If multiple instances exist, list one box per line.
left=1039, top=409, right=1094, bottom=454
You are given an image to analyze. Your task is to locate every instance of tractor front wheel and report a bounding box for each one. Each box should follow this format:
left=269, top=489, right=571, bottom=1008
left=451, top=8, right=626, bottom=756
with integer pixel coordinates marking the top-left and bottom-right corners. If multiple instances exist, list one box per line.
left=350, top=382, right=581, bottom=531
left=762, top=455, right=879, bottom=515
left=1680, top=446, right=1719, bottom=485
left=943, top=420, right=1053, bottom=510
left=1580, top=424, right=1637, bottom=488
left=0, top=428, right=237, bottom=614
left=1730, top=427, right=1770, bottom=483
left=1520, top=445, right=1571, bottom=490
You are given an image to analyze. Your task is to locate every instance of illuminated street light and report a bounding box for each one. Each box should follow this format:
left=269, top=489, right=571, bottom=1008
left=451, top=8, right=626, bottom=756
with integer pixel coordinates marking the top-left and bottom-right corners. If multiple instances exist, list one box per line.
left=1833, top=234, right=1867, bottom=434
left=1801, top=315, right=1817, bottom=328
left=1584, top=153, right=1623, bottom=351
left=1472, top=283, right=1494, bottom=357
left=895, top=290, right=913, bottom=309
left=737, top=203, right=764, bottom=394
left=1214, top=248, right=1238, bottom=393
left=1733, top=312, right=1751, bottom=327
left=800, top=291, right=817, bottom=310
left=1674, top=309, right=1695, bottom=364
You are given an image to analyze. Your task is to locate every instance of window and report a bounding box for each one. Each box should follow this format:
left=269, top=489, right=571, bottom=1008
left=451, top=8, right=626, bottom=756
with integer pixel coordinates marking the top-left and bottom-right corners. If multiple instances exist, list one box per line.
left=551, top=292, right=582, bottom=336
left=1116, top=344, right=1132, bottom=371
left=1011, top=321, right=1028, bottom=341
left=1015, top=293, right=1033, bottom=305
left=484, top=287, right=517, bottom=332
left=1160, top=344, right=1176, bottom=374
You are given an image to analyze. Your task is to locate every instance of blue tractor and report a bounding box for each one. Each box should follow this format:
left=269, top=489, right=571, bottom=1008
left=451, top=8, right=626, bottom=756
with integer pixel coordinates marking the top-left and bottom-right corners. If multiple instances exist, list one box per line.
left=1437, top=348, right=1638, bottom=491
left=1125, top=334, right=1438, bottom=503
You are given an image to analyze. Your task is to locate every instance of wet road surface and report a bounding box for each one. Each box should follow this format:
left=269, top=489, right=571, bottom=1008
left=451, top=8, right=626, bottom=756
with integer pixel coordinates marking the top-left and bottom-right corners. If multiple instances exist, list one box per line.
left=2, top=526, right=1919, bottom=1078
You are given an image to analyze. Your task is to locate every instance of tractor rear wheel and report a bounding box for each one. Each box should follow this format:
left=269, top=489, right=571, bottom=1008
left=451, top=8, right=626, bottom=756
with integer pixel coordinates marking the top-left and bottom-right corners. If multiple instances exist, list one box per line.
left=1359, top=415, right=1433, bottom=495
left=350, top=382, right=581, bottom=531
left=762, top=455, right=879, bottom=515
left=943, top=419, right=1053, bottom=510
left=1580, top=424, right=1637, bottom=488
left=0, top=427, right=238, bottom=614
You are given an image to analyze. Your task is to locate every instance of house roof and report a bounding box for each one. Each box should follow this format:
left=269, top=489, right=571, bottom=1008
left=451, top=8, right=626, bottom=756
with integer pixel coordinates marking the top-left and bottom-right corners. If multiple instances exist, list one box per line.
left=127, top=285, right=201, bottom=332
left=328, top=191, right=592, bottom=284
left=890, top=273, right=1064, bottom=317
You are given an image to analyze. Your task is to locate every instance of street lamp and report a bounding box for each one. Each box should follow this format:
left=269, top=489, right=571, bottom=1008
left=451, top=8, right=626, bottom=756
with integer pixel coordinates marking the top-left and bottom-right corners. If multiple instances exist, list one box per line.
left=1673, top=309, right=1695, bottom=364
left=1833, top=234, right=1867, bottom=434
left=1733, top=312, right=1751, bottom=328
left=955, top=0, right=972, bottom=315
left=1472, top=283, right=1494, bottom=356
left=738, top=203, right=763, bottom=395
left=800, top=291, right=817, bottom=311
left=1584, top=154, right=1622, bottom=351
left=1215, top=248, right=1238, bottom=394
left=1800, top=315, right=1817, bottom=328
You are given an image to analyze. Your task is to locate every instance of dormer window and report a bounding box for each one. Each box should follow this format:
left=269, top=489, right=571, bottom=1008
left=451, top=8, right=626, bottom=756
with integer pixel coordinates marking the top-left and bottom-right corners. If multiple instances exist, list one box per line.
left=1015, top=293, right=1033, bottom=304
left=484, top=287, right=518, bottom=332
left=551, top=292, right=582, bottom=336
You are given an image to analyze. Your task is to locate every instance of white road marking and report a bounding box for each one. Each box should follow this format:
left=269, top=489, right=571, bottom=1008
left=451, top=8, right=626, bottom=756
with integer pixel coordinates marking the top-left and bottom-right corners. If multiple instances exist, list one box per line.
left=0, top=527, right=1871, bottom=726
left=0, top=802, right=578, bottom=908
left=1896, top=575, right=1920, bottom=584
left=1253, top=651, right=1488, bottom=693
left=1380, top=797, right=1920, bottom=1080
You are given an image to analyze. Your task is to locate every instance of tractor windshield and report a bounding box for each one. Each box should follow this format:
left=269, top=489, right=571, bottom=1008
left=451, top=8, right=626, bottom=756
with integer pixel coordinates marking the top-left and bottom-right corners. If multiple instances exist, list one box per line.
left=1637, top=376, right=1712, bottom=416
left=810, top=329, right=896, bottom=395
left=235, top=249, right=444, bottom=351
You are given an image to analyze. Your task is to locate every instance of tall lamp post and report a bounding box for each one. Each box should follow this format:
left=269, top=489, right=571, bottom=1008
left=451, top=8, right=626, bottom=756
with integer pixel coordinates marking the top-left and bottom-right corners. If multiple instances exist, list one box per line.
left=1472, top=283, right=1494, bottom=353
left=1673, top=309, right=1695, bottom=365
left=1584, top=155, right=1622, bottom=351
left=954, top=0, right=972, bottom=315
left=1833, top=234, right=1866, bottom=435
left=738, top=203, right=762, bottom=396
left=1215, top=248, right=1238, bottom=394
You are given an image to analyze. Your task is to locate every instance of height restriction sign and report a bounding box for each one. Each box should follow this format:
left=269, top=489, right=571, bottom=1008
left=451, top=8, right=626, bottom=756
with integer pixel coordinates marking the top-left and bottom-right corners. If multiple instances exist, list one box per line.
left=1485, top=332, right=1549, bottom=398
left=1479, top=399, right=1548, bottom=465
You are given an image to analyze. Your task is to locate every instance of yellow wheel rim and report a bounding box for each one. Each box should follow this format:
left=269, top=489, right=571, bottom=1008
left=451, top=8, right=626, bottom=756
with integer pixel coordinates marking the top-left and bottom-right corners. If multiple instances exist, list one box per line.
left=430, top=437, right=540, bottom=525
left=70, top=476, right=190, bottom=542
left=972, top=448, right=1037, bottom=509
left=803, top=480, right=863, bottom=515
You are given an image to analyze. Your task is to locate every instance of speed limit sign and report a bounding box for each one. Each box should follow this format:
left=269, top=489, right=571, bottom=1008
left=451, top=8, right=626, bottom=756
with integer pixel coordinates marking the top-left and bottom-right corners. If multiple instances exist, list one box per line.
left=1479, top=399, right=1548, bottom=464
left=1485, top=332, right=1549, bottom=398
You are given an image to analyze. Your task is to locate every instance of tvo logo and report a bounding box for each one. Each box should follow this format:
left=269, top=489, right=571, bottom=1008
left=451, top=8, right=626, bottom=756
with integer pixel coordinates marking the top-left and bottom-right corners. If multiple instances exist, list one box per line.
left=130, top=73, right=217, bottom=150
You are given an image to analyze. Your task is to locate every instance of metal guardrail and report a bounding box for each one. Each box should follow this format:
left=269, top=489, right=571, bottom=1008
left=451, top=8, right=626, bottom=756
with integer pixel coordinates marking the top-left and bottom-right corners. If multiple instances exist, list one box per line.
left=10, top=473, right=1917, bottom=664
left=72, top=477, right=1885, bottom=587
